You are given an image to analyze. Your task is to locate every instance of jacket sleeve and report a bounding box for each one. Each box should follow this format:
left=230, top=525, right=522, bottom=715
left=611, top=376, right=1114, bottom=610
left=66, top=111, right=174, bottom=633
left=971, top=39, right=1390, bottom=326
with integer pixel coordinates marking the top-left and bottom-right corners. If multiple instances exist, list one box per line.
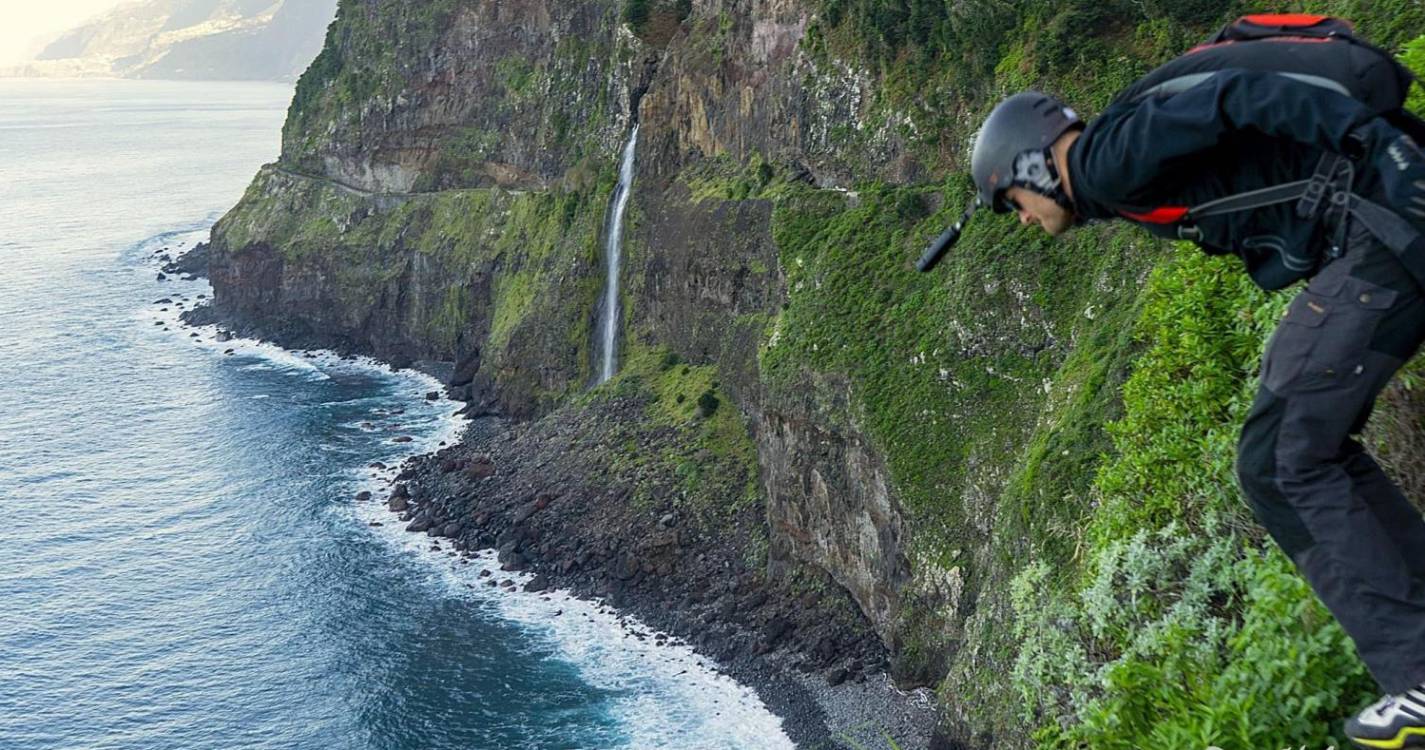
left=1073, top=68, right=1378, bottom=206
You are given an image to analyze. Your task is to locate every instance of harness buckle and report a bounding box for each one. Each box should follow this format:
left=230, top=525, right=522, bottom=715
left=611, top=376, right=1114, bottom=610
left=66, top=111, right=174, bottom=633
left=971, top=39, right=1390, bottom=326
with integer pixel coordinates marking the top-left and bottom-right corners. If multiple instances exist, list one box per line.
left=1177, top=224, right=1203, bottom=241
left=1295, top=153, right=1342, bottom=220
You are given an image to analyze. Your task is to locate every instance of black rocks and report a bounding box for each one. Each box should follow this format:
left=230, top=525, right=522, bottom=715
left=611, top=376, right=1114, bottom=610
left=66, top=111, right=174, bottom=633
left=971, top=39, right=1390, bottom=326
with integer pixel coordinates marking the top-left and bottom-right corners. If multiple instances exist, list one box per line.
left=406, top=517, right=433, bottom=533
left=355, top=491, right=372, bottom=502
left=466, top=457, right=495, bottom=480
left=614, top=555, right=639, bottom=581
left=425, top=391, right=440, bottom=401
left=449, top=348, right=481, bottom=387
left=524, top=575, right=552, bottom=593
left=761, top=617, right=793, bottom=648
left=512, top=501, right=542, bottom=525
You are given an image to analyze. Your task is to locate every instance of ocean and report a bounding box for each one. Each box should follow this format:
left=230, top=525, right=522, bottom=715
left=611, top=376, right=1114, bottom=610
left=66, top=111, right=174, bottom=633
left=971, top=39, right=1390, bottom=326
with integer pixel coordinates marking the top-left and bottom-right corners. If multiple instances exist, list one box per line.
left=0, top=79, right=791, bottom=750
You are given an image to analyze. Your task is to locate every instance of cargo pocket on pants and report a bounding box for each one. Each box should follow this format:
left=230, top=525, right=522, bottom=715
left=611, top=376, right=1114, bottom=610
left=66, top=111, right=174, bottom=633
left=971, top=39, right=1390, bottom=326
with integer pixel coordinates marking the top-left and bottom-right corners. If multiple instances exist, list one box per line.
left=1265, top=277, right=1398, bottom=394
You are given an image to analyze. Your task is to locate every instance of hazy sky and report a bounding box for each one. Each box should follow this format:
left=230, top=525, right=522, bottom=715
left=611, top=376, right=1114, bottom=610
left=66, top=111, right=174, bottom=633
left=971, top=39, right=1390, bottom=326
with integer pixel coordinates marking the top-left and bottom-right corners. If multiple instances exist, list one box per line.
left=0, top=2, right=133, bottom=65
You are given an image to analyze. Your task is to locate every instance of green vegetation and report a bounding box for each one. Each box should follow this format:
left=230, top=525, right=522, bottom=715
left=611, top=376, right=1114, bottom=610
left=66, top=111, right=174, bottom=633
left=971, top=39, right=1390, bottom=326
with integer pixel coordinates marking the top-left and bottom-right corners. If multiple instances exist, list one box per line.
left=622, top=0, right=694, bottom=45
left=794, top=0, right=1425, bottom=172
left=283, top=0, right=628, bottom=186
left=584, top=344, right=763, bottom=518
left=213, top=165, right=615, bottom=412
left=1008, top=250, right=1374, bottom=748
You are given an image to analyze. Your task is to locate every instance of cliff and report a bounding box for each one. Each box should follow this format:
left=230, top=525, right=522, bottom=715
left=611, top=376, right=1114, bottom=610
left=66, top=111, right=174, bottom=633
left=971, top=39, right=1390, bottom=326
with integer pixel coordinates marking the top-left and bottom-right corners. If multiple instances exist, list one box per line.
left=202, top=0, right=1425, bottom=746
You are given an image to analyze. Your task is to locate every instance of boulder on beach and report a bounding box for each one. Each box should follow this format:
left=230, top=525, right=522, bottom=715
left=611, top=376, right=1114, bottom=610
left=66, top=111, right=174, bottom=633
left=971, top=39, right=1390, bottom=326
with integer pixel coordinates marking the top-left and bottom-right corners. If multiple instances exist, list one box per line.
left=466, top=458, right=496, bottom=480
left=392, top=436, right=413, bottom=443
left=355, top=491, right=372, bottom=502
left=387, top=496, right=409, bottom=512
left=524, top=575, right=552, bottom=593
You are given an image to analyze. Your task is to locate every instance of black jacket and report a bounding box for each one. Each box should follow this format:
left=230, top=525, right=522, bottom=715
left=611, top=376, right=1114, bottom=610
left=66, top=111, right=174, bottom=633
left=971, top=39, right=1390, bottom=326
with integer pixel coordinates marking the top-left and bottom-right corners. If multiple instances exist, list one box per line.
left=1069, top=69, right=1387, bottom=290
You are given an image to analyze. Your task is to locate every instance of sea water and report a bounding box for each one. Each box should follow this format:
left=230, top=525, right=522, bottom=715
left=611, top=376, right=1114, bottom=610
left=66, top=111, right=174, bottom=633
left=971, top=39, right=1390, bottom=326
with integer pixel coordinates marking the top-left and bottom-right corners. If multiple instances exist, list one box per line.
left=0, top=79, right=791, bottom=750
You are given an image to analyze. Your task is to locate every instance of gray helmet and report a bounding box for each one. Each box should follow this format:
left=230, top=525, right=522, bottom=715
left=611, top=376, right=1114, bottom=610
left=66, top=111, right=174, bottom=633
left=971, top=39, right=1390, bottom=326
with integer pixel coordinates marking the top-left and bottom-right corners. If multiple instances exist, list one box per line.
left=971, top=91, right=1082, bottom=213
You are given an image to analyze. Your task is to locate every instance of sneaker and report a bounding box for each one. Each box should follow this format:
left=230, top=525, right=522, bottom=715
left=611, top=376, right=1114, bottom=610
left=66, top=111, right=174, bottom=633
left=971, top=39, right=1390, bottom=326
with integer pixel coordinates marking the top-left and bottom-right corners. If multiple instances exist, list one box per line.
left=1347, top=688, right=1425, bottom=749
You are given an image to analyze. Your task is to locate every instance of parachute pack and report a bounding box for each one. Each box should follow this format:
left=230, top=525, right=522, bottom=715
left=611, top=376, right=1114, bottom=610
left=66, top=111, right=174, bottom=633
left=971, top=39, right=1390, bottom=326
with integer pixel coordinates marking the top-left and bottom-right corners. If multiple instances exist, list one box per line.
left=1109, top=14, right=1424, bottom=234
left=1114, top=14, right=1415, bottom=116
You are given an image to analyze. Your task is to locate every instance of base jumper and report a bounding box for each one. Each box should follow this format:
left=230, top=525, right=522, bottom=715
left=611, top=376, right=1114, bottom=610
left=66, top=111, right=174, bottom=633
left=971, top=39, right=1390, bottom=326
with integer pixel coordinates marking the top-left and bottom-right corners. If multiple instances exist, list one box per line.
left=957, top=14, right=1425, bottom=750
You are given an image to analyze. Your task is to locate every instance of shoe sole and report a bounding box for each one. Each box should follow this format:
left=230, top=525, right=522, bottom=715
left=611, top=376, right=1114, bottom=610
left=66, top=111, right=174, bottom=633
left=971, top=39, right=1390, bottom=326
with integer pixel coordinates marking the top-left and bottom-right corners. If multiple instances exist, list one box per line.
left=1350, top=727, right=1425, bottom=749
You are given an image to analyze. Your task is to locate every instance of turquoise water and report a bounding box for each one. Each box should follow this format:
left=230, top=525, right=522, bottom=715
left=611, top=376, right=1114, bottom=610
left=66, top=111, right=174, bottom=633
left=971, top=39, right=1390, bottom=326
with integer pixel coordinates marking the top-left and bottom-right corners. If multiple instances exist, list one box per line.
left=0, top=80, right=790, bottom=750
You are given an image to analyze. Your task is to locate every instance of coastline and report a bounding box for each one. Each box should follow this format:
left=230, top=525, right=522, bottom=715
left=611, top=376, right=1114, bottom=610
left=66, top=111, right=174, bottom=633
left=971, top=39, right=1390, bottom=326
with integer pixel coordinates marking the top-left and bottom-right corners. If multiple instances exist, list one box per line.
left=166, top=243, right=940, bottom=750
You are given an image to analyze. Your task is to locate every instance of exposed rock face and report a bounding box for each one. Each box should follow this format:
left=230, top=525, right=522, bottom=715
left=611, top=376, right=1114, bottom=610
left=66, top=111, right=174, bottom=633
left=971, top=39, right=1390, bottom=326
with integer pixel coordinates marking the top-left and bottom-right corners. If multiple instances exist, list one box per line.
left=281, top=0, right=650, bottom=194
left=636, top=0, right=919, bottom=186
left=756, top=377, right=908, bottom=640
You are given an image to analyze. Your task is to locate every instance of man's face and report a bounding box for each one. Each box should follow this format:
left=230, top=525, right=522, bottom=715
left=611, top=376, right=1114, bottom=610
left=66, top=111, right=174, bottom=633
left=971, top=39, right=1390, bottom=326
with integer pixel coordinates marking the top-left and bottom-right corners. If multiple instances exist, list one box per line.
left=1004, top=187, right=1075, bottom=236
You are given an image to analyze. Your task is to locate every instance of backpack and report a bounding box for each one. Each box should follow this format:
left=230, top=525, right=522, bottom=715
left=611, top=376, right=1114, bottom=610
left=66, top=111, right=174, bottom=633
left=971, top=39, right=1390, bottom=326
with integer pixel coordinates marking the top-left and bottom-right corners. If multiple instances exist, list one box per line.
left=1107, top=14, right=1424, bottom=232
left=1114, top=14, right=1415, bottom=116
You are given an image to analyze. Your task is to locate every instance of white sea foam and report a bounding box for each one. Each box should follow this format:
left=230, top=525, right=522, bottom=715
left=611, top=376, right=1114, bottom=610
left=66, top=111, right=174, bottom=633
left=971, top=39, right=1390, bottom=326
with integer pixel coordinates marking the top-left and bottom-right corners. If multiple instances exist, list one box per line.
left=351, top=489, right=795, bottom=750
left=138, top=229, right=793, bottom=750
left=341, top=384, right=794, bottom=750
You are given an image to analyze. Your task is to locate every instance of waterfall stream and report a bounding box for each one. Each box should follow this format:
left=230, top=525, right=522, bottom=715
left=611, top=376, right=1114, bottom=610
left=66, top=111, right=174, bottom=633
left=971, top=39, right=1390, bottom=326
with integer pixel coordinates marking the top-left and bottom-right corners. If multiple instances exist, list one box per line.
left=597, top=124, right=640, bottom=384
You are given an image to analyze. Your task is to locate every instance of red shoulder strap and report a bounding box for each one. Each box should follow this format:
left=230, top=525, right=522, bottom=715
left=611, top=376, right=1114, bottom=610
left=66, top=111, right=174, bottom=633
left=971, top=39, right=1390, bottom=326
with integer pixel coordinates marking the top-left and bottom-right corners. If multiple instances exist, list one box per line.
left=1119, top=206, right=1189, bottom=224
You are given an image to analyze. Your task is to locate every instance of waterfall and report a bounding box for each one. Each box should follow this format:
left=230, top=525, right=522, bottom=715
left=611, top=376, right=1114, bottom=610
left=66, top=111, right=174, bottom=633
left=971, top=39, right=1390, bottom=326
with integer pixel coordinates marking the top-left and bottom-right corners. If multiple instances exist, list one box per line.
left=597, top=123, right=639, bottom=384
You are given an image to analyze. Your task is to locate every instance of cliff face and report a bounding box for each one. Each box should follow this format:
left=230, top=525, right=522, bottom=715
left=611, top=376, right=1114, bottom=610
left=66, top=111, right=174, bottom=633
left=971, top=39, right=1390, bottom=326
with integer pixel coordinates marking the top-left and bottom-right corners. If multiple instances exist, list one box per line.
left=205, top=0, right=1425, bottom=746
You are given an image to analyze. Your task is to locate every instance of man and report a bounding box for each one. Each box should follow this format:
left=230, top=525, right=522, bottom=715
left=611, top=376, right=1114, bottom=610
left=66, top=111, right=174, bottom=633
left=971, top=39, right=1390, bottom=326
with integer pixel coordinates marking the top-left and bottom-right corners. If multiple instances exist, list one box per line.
left=972, top=72, right=1425, bottom=748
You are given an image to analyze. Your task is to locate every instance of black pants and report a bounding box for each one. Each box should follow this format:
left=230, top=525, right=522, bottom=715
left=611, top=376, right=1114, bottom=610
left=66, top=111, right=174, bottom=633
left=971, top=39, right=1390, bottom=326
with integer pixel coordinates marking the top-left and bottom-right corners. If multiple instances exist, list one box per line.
left=1238, top=224, right=1425, bottom=695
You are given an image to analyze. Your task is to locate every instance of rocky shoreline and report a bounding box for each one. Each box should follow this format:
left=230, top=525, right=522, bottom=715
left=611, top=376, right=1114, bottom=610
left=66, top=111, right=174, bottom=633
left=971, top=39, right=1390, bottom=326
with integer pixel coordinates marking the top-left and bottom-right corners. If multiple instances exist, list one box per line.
left=382, top=409, right=938, bottom=750
left=172, top=245, right=942, bottom=749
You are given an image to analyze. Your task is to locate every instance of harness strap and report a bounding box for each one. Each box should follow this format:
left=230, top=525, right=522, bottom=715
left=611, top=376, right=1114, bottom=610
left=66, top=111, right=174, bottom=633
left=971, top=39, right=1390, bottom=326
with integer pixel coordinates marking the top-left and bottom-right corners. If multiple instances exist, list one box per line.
left=1127, top=153, right=1346, bottom=241
left=1348, top=194, right=1420, bottom=253
left=1185, top=179, right=1315, bottom=219
left=1347, top=193, right=1425, bottom=289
